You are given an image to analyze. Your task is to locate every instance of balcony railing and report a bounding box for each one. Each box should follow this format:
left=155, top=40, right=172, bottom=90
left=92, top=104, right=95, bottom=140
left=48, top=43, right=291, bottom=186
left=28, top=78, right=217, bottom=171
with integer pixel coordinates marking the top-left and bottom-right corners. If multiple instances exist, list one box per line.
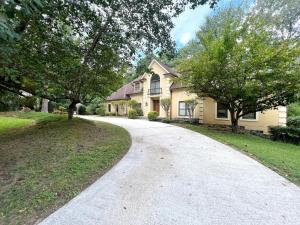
left=148, top=88, right=162, bottom=95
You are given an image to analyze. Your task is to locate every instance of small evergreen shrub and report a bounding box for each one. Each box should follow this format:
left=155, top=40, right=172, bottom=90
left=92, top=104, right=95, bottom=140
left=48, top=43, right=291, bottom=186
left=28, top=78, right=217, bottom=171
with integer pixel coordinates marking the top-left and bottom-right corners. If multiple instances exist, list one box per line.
left=78, top=105, right=86, bottom=115
left=162, top=118, right=171, bottom=123
left=128, top=109, right=138, bottom=119
left=269, top=126, right=300, bottom=144
left=288, top=103, right=300, bottom=117
left=148, top=111, right=158, bottom=121
left=96, top=107, right=106, bottom=116
left=287, top=116, right=300, bottom=128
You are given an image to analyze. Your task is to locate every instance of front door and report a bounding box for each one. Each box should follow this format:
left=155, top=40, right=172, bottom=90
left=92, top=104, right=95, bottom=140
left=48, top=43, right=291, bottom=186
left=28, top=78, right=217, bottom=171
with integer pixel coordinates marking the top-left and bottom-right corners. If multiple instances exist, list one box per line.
left=153, top=100, right=160, bottom=114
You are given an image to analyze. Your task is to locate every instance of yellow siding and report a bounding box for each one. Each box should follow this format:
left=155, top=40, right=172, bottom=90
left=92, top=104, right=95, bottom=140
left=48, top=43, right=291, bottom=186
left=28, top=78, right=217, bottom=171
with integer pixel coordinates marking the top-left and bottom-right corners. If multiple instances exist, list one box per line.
left=171, top=88, right=200, bottom=119
left=202, top=97, right=282, bottom=134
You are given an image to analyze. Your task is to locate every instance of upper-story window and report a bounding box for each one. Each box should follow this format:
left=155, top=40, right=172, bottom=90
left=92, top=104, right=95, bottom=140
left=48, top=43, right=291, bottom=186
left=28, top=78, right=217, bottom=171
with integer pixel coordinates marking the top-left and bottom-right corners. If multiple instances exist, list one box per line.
left=150, top=74, right=160, bottom=95
left=135, top=82, right=141, bottom=92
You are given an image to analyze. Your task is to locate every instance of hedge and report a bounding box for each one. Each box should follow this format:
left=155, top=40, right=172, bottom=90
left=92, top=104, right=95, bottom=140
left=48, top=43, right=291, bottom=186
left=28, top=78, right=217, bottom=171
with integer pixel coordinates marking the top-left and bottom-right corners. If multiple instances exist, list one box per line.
left=269, top=126, right=300, bottom=144
left=287, top=116, right=300, bottom=128
left=128, top=109, right=138, bottom=119
left=147, top=111, right=158, bottom=121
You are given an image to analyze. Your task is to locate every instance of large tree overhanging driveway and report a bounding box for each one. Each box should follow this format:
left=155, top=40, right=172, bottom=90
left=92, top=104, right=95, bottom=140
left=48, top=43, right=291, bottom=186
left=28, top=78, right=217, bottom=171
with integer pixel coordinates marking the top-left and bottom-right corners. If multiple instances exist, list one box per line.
left=40, top=116, right=300, bottom=225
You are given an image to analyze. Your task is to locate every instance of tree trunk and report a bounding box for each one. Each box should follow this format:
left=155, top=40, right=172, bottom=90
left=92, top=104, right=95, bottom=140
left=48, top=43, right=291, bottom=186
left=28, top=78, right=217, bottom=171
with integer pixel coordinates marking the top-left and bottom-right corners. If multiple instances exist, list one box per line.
left=68, top=101, right=77, bottom=120
left=230, top=110, right=239, bottom=133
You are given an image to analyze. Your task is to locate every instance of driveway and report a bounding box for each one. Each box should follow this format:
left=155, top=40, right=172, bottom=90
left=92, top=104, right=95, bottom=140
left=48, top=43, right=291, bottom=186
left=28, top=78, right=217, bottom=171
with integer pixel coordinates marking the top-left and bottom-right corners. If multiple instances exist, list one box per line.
left=40, top=116, right=300, bottom=225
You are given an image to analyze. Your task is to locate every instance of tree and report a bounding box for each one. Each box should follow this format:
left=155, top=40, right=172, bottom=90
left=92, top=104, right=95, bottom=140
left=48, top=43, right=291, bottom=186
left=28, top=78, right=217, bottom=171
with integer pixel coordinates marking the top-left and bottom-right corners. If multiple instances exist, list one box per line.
left=184, top=99, right=198, bottom=122
left=253, top=0, right=300, bottom=39
left=1, top=1, right=219, bottom=119
left=179, top=6, right=300, bottom=132
left=160, top=98, right=171, bottom=119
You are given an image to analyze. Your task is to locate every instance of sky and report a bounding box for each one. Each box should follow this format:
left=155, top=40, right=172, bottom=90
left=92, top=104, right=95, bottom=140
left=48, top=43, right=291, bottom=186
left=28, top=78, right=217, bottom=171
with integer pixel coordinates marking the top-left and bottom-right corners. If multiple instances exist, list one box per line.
left=171, top=0, right=242, bottom=48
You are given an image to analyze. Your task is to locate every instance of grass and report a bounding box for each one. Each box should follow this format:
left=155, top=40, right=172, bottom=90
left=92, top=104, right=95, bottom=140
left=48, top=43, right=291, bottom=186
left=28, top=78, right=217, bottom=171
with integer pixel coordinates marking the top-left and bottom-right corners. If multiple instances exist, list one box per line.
left=0, top=117, right=34, bottom=133
left=177, top=123, right=300, bottom=186
left=0, top=112, right=131, bottom=225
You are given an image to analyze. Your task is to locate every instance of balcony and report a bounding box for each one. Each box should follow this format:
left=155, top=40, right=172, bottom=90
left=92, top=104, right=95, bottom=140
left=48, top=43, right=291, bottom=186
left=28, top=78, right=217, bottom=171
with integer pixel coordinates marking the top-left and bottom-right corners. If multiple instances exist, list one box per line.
left=148, top=88, right=162, bottom=95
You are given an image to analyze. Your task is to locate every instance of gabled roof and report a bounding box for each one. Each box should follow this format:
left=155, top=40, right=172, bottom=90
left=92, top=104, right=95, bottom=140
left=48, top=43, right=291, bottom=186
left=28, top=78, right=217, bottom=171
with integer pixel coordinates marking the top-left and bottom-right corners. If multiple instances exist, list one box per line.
left=148, top=59, right=181, bottom=77
left=106, top=83, right=134, bottom=101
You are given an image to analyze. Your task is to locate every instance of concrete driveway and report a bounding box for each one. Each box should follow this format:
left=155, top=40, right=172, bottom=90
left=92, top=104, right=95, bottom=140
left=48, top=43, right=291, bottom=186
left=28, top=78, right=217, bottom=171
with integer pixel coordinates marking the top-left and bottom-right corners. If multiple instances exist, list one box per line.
left=40, top=116, right=300, bottom=225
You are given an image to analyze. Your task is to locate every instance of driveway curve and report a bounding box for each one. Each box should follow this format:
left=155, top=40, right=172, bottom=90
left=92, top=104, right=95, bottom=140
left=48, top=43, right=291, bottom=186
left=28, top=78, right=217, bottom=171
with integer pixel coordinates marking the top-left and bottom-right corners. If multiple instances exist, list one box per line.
left=40, top=116, right=300, bottom=225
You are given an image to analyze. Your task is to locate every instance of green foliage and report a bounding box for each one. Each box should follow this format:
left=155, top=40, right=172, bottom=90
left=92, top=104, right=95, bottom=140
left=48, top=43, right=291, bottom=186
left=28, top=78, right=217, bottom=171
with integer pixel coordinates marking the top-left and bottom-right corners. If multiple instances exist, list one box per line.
left=254, top=0, right=300, bottom=39
left=184, top=98, right=198, bottom=122
left=0, top=91, right=20, bottom=111
left=269, top=126, right=300, bottom=144
left=287, top=117, right=300, bottom=128
left=288, top=103, right=300, bottom=117
left=162, top=118, right=171, bottom=123
left=19, top=96, right=37, bottom=109
left=1, top=0, right=215, bottom=119
left=148, top=111, right=158, bottom=121
left=160, top=98, right=171, bottom=118
left=95, top=107, right=105, bottom=116
left=128, top=109, right=138, bottom=119
left=86, top=105, right=96, bottom=115
left=128, top=99, right=138, bottom=108
left=78, top=105, right=86, bottom=115
left=179, top=5, right=300, bottom=130
left=136, top=108, right=143, bottom=116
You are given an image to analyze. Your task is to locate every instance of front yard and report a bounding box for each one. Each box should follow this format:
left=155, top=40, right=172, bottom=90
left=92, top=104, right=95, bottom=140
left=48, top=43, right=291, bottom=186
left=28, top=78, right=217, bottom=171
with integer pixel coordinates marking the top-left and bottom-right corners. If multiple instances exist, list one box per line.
left=0, top=112, right=131, bottom=225
left=177, top=123, right=300, bottom=186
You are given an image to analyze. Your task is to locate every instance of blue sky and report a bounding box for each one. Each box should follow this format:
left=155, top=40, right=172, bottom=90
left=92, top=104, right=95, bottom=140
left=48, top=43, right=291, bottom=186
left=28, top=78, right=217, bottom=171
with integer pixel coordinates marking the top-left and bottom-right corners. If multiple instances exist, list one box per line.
left=171, top=0, right=242, bottom=48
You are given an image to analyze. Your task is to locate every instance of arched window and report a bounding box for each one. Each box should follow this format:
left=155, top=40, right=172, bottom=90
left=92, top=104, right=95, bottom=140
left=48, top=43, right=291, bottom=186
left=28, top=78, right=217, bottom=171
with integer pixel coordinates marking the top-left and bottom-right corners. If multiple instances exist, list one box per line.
left=150, top=74, right=160, bottom=95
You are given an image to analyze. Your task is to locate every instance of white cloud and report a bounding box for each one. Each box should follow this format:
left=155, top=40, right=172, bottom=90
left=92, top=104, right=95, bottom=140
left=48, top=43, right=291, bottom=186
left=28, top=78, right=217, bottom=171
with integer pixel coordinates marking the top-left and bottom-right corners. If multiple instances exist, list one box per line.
left=180, top=32, right=192, bottom=44
left=171, top=4, right=211, bottom=48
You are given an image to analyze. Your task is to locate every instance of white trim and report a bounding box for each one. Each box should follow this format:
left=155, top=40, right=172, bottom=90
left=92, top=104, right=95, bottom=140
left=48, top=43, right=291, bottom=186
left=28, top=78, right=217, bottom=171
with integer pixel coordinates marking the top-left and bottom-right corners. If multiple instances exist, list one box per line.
left=240, top=112, right=259, bottom=122
left=214, top=102, right=230, bottom=120
left=148, top=59, right=169, bottom=73
left=177, top=101, right=189, bottom=118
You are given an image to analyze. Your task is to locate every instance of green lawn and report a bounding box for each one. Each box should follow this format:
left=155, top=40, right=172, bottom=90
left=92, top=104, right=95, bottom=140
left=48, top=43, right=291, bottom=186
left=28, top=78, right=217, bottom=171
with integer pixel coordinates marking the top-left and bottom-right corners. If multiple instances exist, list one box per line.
left=0, top=117, right=34, bottom=133
left=177, top=123, right=300, bottom=186
left=0, top=112, right=131, bottom=225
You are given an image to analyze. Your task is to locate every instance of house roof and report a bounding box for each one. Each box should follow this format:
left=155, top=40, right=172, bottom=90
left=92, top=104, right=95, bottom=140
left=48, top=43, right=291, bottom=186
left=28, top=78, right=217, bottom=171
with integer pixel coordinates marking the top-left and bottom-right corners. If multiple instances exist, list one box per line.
left=106, top=59, right=185, bottom=101
left=106, top=83, right=134, bottom=101
left=148, top=59, right=181, bottom=77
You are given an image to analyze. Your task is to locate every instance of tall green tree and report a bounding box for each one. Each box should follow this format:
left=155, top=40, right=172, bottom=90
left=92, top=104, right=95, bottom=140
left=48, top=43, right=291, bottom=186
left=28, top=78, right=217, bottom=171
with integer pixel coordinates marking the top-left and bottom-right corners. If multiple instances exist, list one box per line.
left=1, top=0, right=218, bottom=119
left=253, top=0, right=300, bottom=39
left=179, top=6, right=300, bottom=132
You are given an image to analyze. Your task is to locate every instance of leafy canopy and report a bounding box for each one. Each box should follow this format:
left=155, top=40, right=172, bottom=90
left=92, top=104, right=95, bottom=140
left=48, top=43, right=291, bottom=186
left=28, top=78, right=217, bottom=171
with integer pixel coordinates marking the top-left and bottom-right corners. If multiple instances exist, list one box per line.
left=178, top=6, right=300, bottom=130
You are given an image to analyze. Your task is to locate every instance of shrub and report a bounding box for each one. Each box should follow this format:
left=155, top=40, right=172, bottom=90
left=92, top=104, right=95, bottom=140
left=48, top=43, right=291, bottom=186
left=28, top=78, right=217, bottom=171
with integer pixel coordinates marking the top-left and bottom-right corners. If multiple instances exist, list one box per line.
left=162, top=118, right=171, bottom=123
left=78, top=105, right=86, bottom=115
left=128, top=109, right=138, bottom=119
left=269, top=126, right=300, bottom=144
left=96, top=107, right=106, bottom=116
left=287, top=116, right=300, bottom=128
left=105, top=112, right=116, bottom=116
left=136, top=108, right=143, bottom=116
left=86, top=105, right=96, bottom=115
left=148, top=111, right=158, bottom=121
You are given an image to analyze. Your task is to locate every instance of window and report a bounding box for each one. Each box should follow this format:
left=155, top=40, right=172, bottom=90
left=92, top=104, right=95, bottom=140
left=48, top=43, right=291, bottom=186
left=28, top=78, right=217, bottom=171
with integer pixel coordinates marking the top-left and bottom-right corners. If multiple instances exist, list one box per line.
left=150, top=74, right=160, bottom=95
left=242, top=112, right=256, bottom=120
left=136, top=103, right=142, bottom=109
left=108, top=104, right=111, bottom=112
left=216, top=103, right=228, bottom=119
left=178, top=101, right=188, bottom=116
left=135, top=83, right=140, bottom=92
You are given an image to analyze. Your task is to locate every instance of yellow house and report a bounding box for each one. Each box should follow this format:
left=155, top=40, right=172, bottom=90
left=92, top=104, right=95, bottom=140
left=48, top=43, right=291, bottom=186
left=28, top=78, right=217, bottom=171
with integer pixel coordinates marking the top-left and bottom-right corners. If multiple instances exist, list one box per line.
left=106, top=59, right=287, bottom=134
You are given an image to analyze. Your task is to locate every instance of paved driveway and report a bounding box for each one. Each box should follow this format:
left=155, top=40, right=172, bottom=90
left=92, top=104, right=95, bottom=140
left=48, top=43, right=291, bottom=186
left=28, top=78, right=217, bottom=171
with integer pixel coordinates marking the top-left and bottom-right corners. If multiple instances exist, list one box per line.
left=40, top=116, right=300, bottom=225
